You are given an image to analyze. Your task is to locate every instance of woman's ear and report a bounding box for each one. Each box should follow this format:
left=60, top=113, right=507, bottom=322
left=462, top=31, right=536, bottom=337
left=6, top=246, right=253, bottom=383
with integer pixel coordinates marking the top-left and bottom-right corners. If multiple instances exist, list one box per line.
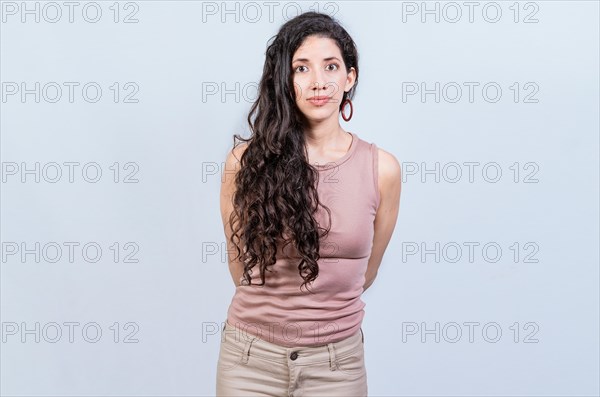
left=345, top=67, right=357, bottom=91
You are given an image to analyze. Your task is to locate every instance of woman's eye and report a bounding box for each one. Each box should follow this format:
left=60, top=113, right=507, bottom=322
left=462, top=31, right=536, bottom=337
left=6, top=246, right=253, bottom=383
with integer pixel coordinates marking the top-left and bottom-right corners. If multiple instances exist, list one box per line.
left=294, top=64, right=339, bottom=73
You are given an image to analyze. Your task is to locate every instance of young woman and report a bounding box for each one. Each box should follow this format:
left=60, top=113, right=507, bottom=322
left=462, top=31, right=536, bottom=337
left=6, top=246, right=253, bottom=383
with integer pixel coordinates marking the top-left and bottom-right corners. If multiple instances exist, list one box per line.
left=217, top=11, right=401, bottom=396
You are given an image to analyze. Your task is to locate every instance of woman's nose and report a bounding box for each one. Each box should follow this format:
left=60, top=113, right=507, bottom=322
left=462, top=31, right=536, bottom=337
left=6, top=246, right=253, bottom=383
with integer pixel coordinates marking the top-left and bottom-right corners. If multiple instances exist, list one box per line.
left=311, top=78, right=333, bottom=92
left=310, top=69, right=328, bottom=89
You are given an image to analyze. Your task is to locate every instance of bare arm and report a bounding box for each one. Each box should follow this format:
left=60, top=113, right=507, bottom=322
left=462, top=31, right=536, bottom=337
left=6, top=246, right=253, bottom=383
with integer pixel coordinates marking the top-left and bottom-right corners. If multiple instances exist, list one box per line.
left=219, top=143, right=249, bottom=287
left=363, top=148, right=402, bottom=291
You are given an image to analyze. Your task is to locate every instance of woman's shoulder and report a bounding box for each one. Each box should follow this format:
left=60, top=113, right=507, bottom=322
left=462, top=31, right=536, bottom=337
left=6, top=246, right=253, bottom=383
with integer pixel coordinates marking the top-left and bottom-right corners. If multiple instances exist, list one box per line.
left=371, top=142, right=402, bottom=190
left=358, top=133, right=401, bottom=180
left=225, top=141, right=250, bottom=166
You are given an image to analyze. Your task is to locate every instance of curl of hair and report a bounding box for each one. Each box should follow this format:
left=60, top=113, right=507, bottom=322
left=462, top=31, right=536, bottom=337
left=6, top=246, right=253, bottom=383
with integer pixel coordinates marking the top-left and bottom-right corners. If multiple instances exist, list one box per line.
left=228, top=11, right=359, bottom=293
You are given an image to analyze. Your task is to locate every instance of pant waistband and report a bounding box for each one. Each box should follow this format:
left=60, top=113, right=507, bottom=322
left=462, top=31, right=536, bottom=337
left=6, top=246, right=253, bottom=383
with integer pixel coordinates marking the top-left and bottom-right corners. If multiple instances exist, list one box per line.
left=221, top=321, right=364, bottom=368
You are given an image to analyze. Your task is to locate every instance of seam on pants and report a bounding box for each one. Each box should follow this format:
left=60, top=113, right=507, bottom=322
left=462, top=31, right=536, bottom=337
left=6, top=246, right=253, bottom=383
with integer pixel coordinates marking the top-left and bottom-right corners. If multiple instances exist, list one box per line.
left=241, top=336, right=258, bottom=364
left=326, top=342, right=337, bottom=371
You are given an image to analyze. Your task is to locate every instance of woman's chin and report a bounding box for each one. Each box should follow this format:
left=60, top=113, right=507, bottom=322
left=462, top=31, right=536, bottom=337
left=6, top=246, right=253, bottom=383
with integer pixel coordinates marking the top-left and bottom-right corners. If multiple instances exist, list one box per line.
left=300, top=107, right=335, bottom=121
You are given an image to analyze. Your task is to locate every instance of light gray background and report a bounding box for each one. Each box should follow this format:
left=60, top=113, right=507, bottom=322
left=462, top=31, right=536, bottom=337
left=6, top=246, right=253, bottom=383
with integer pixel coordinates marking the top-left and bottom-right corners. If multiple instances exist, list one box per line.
left=1, top=1, right=598, bottom=396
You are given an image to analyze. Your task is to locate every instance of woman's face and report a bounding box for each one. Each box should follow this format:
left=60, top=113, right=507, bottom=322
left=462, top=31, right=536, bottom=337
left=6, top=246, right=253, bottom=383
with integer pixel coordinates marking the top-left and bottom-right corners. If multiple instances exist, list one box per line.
left=291, top=35, right=356, bottom=124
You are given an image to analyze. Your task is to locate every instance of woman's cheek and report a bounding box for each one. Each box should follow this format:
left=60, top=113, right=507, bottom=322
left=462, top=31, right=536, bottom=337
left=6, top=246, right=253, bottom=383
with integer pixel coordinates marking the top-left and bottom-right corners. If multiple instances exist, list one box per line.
left=335, top=79, right=346, bottom=100
left=292, top=81, right=301, bottom=100
left=292, top=80, right=305, bottom=100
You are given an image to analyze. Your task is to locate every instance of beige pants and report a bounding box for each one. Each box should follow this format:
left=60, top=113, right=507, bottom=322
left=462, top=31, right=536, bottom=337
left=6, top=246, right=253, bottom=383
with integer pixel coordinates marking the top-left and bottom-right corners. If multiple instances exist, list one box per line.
left=215, top=320, right=368, bottom=396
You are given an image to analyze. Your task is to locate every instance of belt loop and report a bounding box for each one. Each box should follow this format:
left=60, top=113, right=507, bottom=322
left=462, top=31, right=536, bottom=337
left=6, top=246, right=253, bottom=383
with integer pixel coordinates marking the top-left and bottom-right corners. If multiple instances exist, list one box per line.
left=241, top=336, right=258, bottom=364
left=360, top=328, right=364, bottom=343
left=327, top=342, right=337, bottom=371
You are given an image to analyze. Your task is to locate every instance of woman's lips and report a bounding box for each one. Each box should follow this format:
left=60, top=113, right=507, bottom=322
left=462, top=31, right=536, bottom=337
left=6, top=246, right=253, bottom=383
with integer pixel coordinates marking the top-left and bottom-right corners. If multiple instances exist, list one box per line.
left=308, top=96, right=330, bottom=106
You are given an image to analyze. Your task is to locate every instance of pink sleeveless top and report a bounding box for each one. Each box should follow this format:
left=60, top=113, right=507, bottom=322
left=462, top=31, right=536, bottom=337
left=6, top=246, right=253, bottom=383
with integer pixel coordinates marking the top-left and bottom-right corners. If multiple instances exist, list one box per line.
left=226, top=132, right=380, bottom=347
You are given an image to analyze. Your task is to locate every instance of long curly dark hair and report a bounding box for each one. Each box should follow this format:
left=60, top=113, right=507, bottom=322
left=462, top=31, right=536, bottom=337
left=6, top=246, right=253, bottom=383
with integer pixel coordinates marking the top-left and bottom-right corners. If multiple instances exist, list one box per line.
left=228, top=11, right=359, bottom=293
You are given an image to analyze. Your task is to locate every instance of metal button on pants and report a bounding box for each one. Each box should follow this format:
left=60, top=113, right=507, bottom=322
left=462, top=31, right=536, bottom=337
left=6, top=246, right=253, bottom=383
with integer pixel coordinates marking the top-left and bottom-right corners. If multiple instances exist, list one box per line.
left=216, top=321, right=368, bottom=396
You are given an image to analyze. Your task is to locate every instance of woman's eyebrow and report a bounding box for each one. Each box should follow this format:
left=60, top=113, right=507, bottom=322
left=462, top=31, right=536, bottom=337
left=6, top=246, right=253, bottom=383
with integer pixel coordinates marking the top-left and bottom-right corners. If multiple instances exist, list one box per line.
left=292, top=56, right=341, bottom=63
